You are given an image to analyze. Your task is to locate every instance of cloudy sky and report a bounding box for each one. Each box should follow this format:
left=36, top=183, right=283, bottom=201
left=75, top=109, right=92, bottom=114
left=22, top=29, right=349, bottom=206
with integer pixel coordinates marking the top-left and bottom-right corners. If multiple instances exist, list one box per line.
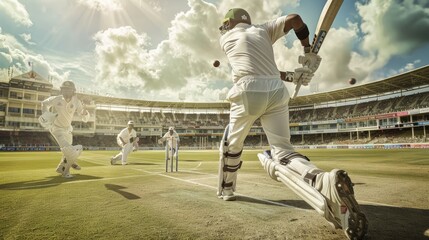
left=0, top=0, right=428, bottom=102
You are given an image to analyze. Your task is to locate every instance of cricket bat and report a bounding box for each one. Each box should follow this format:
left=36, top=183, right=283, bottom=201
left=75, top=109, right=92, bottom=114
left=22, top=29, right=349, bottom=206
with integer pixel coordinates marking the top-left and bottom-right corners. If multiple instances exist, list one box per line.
left=290, top=0, right=344, bottom=99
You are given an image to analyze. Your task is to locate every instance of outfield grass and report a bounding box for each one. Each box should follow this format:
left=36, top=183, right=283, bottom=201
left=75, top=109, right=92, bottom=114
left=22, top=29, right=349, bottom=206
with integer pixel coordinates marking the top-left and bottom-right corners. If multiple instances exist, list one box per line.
left=1, top=149, right=428, bottom=240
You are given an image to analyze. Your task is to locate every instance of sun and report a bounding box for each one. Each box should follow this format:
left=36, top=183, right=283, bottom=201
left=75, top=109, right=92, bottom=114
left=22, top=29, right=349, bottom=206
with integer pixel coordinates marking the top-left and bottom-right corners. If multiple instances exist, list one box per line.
left=74, top=0, right=165, bottom=31
left=77, top=0, right=122, bottom=12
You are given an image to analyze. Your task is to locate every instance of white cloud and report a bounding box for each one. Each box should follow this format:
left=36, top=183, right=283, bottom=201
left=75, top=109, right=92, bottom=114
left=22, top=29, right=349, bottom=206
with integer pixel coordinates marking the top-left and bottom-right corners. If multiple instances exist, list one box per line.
left=0, top=32, right=69, bottom=87
left=390, top=59, right=422, bottom=75
left=93, top=0, right=232, bottom=101
left=77, top=0, right=122, bottom=12
left=0, top=0, right=427, bottom=103
left=0, top=0, right=33, bottom=27
left=289, top=0, right=429, bottom=95
left=19, top=33, right=35, bottom=45
left=91, top=0, right=309, bottom=101
left=357, top=0, right=429, bottom=69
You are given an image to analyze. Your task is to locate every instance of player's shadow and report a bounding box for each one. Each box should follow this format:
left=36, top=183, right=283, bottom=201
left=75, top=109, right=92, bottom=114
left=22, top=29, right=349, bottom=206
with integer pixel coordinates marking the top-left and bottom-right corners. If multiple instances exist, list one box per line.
left=239, top=196, right=429, bottom=239
left=105, top=184, right=140, bottom=200
left=361, top=204, right=429, bottom=240
left=237, top=196, right=313, bottom=210
left=0, top=174, right=101, bottom=190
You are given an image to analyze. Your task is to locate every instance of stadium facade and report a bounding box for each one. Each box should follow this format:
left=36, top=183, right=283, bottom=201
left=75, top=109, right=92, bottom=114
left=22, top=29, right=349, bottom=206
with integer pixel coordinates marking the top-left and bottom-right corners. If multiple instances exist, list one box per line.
left=0, top=65, right=428, bottom=151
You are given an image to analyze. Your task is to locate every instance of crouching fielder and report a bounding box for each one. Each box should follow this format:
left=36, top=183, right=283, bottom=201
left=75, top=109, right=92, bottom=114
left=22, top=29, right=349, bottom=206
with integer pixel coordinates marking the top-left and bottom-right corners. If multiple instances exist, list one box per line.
left=158, top=126, right=180, bottom=159
left=40, top=81, right=89, bottom=178
left=217, top=8, right=368, bottom=240
left=111, top=121, right=139, bottom=165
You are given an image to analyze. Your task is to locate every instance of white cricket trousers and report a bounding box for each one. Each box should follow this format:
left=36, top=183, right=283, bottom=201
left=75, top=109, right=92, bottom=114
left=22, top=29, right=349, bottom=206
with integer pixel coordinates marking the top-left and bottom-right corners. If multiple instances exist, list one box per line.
left=50, top=125, right=73, bottom=173
left=226, top=76, right=295, bottom=160
left=112, top=140, right=133, bottom=165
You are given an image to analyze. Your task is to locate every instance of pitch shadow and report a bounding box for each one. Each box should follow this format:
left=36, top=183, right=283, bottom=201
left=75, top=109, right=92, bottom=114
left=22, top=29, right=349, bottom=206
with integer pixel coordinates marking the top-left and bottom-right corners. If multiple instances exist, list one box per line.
left=237, top=196, right=313, bottom=210
left=0, top=174, right=101, bottom=190
left=361, top=204, right=429, bottom=240
left=239, top=196, right=429, bottom=240
left=105, top=184, right=140, bottom=200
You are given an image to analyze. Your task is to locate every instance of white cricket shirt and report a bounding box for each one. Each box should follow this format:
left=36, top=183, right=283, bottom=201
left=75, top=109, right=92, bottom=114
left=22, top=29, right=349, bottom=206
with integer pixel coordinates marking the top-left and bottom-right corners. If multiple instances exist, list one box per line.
left=41, top=95, right=88, bottom=128
left=219, top=16, right=288, bottom=83
left=117, top=128, right=137, bottom=144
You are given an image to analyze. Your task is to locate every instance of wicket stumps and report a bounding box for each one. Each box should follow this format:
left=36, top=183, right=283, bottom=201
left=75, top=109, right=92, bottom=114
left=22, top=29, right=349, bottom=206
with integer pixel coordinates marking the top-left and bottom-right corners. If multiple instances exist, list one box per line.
left=165, top=137, right=179, bottom=172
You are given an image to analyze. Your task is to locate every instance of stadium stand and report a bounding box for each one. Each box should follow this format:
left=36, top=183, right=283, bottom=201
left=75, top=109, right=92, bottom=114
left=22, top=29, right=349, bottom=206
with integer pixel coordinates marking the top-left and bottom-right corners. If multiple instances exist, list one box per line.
left=0, top=66, right=428, bottom=151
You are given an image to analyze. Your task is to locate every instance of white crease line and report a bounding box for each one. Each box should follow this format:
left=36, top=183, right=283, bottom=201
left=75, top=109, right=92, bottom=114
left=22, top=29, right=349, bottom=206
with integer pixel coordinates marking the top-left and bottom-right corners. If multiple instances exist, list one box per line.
left=189, top=162, right=202, bottom=170
left=359, top=200, right=398, bottom=207
left=3, top=160, right=405, bottom=209
left=137, top=168, right=308, bottom=210
left=146, top=168, right=404, bottom=209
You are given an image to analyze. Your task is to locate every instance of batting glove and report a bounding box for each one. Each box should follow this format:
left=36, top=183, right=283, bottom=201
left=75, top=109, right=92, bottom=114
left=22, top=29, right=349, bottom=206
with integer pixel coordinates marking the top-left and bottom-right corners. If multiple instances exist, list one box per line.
left=293, top=67, right=314, bottom=86
left=298, top=52, right=322, bottom=73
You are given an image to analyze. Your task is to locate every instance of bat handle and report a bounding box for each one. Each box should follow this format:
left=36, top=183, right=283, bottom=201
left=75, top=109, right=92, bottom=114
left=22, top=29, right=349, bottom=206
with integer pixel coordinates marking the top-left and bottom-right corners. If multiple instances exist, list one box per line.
left=291, top=70, right=304, bottom=99
left=291, top=83, right=301, bottom=99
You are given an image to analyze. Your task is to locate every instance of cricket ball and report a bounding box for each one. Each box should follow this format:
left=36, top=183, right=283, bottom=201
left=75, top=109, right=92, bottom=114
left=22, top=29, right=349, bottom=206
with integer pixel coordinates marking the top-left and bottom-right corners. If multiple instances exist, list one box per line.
left=349, top=78, right=356, bottom=85
left=213, top=60, right=220, bottom=68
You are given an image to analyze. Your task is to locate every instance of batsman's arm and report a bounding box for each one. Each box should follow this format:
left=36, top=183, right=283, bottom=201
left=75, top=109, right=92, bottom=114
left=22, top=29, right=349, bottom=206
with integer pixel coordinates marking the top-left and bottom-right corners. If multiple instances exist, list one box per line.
left=283, top=14, right=310, bottom=47
left=282, top=14, right=311, bottom=98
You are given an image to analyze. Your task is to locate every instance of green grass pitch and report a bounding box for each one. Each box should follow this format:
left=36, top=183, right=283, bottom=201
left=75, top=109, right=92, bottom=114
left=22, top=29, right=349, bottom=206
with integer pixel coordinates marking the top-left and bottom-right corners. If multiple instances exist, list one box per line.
left=1, top=149, right=428, bottom=240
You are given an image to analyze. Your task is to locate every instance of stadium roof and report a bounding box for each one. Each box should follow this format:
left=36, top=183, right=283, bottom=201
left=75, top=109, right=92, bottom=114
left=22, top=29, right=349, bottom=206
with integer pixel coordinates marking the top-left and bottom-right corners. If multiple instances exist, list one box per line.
left=9, top=71, right=53, bottom=90
left=11, top=65, right=429, bottom=110
left=289, top=64, right=429, bottom=107
left=81, top=94, right=230, bottom=110
left=86, top=65, right=428, bottom=109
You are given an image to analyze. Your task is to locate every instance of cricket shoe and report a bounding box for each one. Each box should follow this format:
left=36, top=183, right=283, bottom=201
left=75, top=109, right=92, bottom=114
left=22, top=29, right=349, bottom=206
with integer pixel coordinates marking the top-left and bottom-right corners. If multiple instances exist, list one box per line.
left=110, top=157, right=115, bottom=165
left=63, top=173, right=74, bottom=179
left=71, top=164, right=81, bottom=170
left=219, top=189, right=236, bottom=201
left=318, top=169, right=368, bottom=240
left=56, top=164, right=65, bottom=174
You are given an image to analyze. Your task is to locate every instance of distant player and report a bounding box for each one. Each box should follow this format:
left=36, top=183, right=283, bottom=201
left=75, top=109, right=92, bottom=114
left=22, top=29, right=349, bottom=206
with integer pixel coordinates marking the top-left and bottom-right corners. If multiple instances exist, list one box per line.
left=39, top=81, right=89, bottom=178
left=158, top=126, right=180, bottom=159
left=217, top=8, right=367, bottom=240
left=111, top=120, right=139, bottom=165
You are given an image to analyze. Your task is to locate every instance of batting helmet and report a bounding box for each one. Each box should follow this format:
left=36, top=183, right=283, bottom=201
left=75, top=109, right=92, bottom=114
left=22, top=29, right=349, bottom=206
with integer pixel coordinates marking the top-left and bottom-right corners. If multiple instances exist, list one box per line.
left=60, top=81, right=76, bottom=99
left=60, top=81, right=76, bottom=91
left=219, top=8, right=251, bottom=34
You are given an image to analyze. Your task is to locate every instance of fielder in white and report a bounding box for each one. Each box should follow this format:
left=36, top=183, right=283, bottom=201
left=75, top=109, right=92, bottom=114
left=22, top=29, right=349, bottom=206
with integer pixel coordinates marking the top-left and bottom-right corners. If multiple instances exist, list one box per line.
left=39, top=81, right=89, bottom=178
left=217, top=8, right=367, bottom=240
left=158, top=126, right=180, bottom=159
left=111, top=121, right=139, bottom=165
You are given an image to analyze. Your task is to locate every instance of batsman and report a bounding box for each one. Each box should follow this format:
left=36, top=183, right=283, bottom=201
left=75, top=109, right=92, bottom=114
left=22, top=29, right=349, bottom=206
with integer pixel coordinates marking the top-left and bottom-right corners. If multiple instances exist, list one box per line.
left=217, top=8, right=368, bottom=240
left=40, top=81, right=89, bottom=178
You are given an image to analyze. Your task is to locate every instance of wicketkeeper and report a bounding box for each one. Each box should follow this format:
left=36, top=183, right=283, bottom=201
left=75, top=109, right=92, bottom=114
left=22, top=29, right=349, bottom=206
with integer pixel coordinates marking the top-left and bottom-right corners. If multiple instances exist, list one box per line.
left=217, top=8, right=368, bottom=240
left=158, top=126, right=180, bottom=159
left=111, top=120, right=139, bottom=165
left=40, top=81, right=89, bottom=178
